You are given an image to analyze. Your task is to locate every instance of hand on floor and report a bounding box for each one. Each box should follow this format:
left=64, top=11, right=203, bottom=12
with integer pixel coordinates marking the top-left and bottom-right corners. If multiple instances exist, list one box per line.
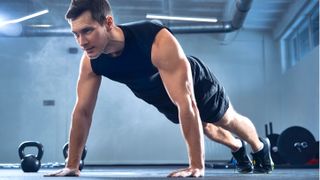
left=167, top=167, right=204, bottom=178
left=44, top=168, right=80, bottom=177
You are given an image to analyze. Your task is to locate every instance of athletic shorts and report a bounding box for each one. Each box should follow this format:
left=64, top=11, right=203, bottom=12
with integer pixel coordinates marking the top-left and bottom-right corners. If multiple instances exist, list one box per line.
left=189, top=56, right=229, bottom=123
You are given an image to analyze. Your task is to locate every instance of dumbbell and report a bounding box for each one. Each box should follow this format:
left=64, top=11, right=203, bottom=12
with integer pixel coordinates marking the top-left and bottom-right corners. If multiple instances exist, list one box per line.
left=18, top=141, right=44, bottom=172
left=63, top=142, right=87, bottom=171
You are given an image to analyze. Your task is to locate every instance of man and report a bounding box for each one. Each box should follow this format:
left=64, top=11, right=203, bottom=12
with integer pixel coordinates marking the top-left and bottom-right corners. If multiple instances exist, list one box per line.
left=46, top=0, right=273, bottom=178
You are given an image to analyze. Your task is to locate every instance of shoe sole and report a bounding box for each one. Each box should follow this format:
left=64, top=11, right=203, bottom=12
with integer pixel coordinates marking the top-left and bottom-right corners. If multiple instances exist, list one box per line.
left=238, top=166, right=253, bottom=173
left=235, top=140, right=253, bottom=173
left=253, top=138, right=274, bottom=173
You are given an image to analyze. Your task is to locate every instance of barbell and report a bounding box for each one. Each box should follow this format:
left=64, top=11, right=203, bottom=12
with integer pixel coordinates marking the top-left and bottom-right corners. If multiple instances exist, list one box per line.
left=265, top=123, right=318, bottom=165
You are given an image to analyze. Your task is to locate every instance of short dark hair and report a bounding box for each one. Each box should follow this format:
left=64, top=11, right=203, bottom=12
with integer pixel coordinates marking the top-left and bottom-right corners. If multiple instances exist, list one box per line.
left=65, top=0, right=112, bottom=25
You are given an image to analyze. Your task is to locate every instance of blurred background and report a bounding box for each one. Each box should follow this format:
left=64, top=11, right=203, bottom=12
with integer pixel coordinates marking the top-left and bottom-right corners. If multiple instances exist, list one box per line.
left=0, top=0, right=318, bottom=165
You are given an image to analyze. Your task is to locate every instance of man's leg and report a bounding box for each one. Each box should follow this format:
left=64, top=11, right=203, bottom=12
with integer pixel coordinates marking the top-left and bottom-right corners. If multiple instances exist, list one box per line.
left=214, top=104, right=274, bottom=173
left=214, top=104, right=262, bottom=152
left=202, top=122, right=241, bottom=151
left=203, top=122, right=253, bottom=173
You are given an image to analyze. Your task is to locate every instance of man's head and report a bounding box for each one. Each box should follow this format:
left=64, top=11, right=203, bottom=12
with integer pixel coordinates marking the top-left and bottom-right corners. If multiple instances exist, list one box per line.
left=65, top=0, right=114, bottom=59
left=65, top=0, right=112, bottom=25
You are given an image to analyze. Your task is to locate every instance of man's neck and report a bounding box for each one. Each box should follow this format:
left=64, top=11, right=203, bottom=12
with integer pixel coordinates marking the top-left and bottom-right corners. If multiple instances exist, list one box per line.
left=103, top=26, right=125, bottom=57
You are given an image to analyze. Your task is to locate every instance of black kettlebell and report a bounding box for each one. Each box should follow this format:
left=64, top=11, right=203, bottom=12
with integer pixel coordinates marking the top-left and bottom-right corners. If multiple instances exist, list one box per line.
left=18, top=141, right=44, bottom=172
left=63, top=142, right=87, bottom=171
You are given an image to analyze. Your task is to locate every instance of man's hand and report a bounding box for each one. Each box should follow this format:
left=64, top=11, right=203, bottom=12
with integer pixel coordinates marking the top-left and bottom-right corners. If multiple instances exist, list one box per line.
left=44, top=168, right=80, bottom=177
left=167, top=167, right=204, bottom=178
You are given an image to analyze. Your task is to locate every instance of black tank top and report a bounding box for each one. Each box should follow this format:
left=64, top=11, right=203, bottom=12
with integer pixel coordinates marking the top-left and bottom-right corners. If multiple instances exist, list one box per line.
left=90, top=20, right=179, bottom=121
left=90, top=21, right=226, bottom=123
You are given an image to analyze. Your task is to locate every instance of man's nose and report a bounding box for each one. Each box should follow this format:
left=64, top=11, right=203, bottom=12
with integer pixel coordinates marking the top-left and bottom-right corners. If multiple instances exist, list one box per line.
left=78, top=35, right=88, bottom=47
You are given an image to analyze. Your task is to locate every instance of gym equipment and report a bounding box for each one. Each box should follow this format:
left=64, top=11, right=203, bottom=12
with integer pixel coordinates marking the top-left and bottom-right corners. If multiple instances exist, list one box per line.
left=63, top=142, right=87, bottom=171
left=18, top=141, right=44, bottom=172
left=277, top=126, right=317, bottom=165
left=315, top=141, right=319, bottom=159
left=264, top=122, right=286, bottom=165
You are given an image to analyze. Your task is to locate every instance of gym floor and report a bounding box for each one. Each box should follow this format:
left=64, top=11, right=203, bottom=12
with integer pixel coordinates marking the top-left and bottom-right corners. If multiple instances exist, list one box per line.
left=0, top=165, right=319, bottom=180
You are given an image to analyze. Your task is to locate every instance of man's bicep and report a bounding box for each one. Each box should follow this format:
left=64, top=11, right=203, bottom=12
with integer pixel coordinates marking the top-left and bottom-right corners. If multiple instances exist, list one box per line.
left=74, top=55, right=102, bottom=116
left=152, top=30, right=195, bottom=107
left=158, top=60, right=194, bottom=109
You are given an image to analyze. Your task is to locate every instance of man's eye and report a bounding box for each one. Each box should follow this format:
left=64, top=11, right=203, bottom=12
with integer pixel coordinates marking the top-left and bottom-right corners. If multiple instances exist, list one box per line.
left=84, top=29, right=93, bottom=34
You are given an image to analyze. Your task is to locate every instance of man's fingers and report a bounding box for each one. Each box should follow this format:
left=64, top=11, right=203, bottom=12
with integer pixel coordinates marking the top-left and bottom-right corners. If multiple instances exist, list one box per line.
left=169, top=171, right=190, bottom=178
left=44, top=169, right=64, bottom=177
left=167, top=168, right=193, bottom=178
left=167, top=168, right=204, bottom=178
left=167, top=168, right=186, bottom=177
left=43, top=168, right=79, bottom=177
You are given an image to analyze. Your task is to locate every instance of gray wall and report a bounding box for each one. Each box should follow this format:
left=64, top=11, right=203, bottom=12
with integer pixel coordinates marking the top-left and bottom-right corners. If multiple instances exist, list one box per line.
left=263, top=46, right=319, bottom=137
left=0, top=37, right=79, bottom=163
left=0, top=29, right=318, bottom=164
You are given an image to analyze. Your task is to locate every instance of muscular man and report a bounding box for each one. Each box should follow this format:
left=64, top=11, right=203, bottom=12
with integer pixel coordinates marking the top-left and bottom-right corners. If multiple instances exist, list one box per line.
left=46, top=0, right=273, bottom=177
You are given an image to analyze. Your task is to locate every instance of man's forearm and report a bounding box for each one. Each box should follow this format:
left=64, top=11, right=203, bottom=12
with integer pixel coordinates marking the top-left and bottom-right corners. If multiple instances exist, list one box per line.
left=67, top=112, right=92, bottom=169
left=179, top=106, right=205, bottom=168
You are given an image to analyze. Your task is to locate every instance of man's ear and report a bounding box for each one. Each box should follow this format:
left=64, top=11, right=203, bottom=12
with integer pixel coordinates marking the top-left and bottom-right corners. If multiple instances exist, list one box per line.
left=105, top=16, right=114, bottom=31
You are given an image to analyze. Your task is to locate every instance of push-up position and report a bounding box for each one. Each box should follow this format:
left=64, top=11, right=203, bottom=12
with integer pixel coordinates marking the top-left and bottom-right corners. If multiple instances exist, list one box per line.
left=46, top=0, right=273, bottom=177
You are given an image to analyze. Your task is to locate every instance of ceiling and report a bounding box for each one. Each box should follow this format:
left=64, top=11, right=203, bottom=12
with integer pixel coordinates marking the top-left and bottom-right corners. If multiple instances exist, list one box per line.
left=0, top=0, right=298, bottom=34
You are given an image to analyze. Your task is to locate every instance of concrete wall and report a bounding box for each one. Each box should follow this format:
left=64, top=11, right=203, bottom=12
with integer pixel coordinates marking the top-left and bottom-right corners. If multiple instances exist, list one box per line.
left=0, top=37, right=79, bottom=163
left=263, top=45, right=319, bottom=137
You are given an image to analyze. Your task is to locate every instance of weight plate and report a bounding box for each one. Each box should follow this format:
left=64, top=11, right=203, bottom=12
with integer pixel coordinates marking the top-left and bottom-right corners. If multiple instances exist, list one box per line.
left=277, top=126, right=316, bottom=165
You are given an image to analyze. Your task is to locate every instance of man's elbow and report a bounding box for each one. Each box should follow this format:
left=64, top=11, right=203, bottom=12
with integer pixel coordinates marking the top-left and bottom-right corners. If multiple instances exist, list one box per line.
left=72, top=107, right=93, bottom=122
left=177, top=99, right=199, bottom=121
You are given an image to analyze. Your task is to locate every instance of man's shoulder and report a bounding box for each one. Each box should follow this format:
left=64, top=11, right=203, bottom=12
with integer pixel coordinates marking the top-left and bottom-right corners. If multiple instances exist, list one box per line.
left=119, top=20, right=167, bottom=45
left=119, top=20, right=164, bottom=28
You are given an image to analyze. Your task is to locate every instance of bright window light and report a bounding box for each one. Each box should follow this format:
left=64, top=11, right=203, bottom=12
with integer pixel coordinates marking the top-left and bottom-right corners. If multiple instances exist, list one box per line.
left=0, top=14, right=9, bottom=23
left=28, top=24, right=52, bottom=28
left=0, top=9, right=49, bottom=27
left=146, top=14, right=218, bottom=23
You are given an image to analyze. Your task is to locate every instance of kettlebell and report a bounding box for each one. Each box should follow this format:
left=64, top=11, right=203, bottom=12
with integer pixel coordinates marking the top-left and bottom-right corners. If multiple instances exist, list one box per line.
left=63, top=142, right=87, bottom=171
left=18, top=141, right=44, bottom=172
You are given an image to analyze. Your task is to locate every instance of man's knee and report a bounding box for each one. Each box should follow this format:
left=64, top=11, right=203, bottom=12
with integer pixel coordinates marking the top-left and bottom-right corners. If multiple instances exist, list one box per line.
left=215, top=106, right=238, bottom=128
left=202, top=122, right=212, bottom=135
left=202, top=122, right=218, bottom=137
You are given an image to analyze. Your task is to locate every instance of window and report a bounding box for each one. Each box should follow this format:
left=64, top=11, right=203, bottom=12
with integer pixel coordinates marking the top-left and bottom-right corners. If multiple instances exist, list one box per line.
left=297, top=20, right=310, bottom=58
left=281, top=3, right=319, bottom=72
left=285, top=32, right=299, bottom=68
left=311, top=6, right=319, bottom=47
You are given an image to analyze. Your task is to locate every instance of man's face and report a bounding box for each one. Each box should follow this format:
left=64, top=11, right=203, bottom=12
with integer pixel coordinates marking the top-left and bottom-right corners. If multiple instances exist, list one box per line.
left=70, top=11, right=108, bottom=59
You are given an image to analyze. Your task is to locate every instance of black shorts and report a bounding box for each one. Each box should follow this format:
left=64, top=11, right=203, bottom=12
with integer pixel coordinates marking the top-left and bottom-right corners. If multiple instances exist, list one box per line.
left=189, top=56, right=229, bottom=123
left=154, top=56, right=229, bottom=124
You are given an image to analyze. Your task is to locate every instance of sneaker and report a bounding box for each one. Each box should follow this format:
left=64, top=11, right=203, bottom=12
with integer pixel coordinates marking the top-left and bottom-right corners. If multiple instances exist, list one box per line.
left=251, top=137, right=274, bottom=173
left=232, top=140, right=253, bottom=173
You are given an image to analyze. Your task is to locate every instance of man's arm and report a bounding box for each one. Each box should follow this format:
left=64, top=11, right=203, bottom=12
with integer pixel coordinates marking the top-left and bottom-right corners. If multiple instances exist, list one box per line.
left=45, top=53, right=101, bottom=176
left=67, top=53, right=101, bottom=169
left=151, top=29, right=205, bottom=178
